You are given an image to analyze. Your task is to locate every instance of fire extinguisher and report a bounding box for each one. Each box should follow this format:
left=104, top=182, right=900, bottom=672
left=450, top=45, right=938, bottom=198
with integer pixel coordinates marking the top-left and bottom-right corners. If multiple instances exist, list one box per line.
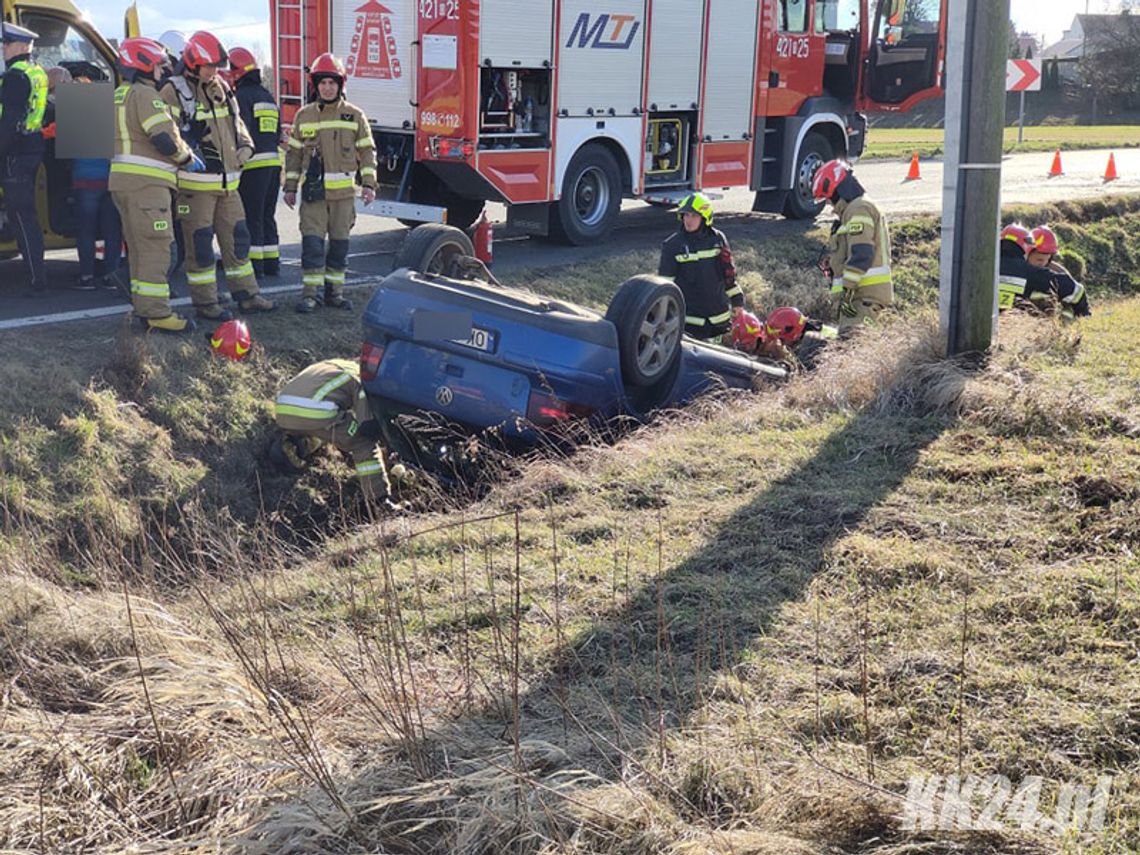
left=472, top=213, right=493, bottom=266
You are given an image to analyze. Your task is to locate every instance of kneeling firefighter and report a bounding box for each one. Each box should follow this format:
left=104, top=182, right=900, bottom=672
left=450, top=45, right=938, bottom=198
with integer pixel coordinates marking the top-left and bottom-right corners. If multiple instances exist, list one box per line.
left=272, top=359, right=389, bottom=500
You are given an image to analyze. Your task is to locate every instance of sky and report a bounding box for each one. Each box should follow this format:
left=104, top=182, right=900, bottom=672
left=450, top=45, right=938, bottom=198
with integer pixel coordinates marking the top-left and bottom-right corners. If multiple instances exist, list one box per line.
left=71, top=0, right=1124, bottom=67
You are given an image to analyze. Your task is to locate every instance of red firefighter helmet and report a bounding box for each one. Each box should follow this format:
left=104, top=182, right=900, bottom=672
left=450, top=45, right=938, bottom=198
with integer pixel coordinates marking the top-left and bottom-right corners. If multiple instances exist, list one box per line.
left=309, top=52, right=346, bottom=85
left=731, top=310, right=764, bottom=352
left=1000, top=223, right=1032, bottom=253
left=1029, top=226, right=1059, bottom=256
left=764, top=306, right=808, bottom=345
left=209, top=320, right=252, bottom=361
left=118, top=37, right=170, bottom=75
left=811, top=159, right=851, bottom=201
left=228, top=46, right=258, bottom=78
left=183, top=30, right=229, bottom=72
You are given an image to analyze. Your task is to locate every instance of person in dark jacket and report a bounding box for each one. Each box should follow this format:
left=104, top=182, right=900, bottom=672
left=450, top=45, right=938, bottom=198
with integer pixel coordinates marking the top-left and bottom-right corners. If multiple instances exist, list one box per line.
left=657, top=192, right=743, bottom=340
left=998, top=223, right=1090, bottom=319
left=229, top=46, right=281, bottom=277
left=0, top=22, right=48, bottom=295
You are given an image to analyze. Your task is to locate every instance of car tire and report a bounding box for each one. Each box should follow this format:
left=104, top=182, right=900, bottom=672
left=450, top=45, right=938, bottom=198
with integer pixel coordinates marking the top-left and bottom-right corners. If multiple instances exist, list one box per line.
left=783, top=131, right=832, bottom=220
left=393, top=224, right=475, bottom=275
left=605, top=275, right=684, bottom=388
left=549, top=143, right=622, bottom=246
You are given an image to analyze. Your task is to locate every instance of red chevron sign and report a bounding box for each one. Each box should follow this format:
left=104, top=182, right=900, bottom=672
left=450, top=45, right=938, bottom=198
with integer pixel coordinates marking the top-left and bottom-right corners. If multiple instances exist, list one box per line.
left=1007, top=59, right=1042, bottom=92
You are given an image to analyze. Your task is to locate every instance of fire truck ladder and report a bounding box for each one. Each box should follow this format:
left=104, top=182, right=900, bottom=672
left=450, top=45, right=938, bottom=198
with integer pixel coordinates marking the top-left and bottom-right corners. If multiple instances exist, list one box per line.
left=276, top=0, right=306, bottom=117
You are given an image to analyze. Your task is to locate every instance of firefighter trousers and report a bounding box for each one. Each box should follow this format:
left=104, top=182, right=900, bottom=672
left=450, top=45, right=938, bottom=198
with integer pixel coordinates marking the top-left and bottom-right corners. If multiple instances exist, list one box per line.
left=178, top=190, right=261, bottom=310
left=2, top=153, right=46, bottom=291
left=274, top=409, right=387, bottom=499
left=835, top=281, right=893, bottom=329
left=112, top=186, right=176, bottom=320
left=299, top=196, right=355, bottom=299
left=238, top=165, right=280, bottom=276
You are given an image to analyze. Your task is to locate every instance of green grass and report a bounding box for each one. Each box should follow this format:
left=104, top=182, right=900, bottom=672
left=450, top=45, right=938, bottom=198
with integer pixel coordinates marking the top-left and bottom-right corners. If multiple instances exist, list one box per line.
left=2, top=197, right=1140, bottom=853
left=864, top=125, right=1140, bottom=160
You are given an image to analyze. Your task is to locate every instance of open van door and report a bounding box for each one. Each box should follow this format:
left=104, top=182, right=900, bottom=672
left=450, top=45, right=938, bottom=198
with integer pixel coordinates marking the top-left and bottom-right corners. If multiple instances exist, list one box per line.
left=856, top=0, right=947, bottom=112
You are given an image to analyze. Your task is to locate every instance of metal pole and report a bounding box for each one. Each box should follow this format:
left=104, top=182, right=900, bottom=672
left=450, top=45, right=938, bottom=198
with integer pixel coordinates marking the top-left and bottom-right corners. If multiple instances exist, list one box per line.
left=1018, top=90, right=1025, bottom=144
left=939, top=0, right=1011, bottom=357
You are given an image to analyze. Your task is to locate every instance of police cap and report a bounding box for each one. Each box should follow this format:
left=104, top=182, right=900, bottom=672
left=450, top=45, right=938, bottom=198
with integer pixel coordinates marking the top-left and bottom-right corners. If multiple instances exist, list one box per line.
left=2, top=22, right=39, bottom=44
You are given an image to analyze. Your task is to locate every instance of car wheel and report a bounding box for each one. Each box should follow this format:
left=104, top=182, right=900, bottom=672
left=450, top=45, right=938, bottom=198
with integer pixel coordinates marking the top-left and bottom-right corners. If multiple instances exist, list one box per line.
left=783, top=131, right=832, bottom=220
left=605, top=275, right=684, bottom=388
left=549, top=143, right=622, bottom=246
left=393, top=224, right=475, bottom=275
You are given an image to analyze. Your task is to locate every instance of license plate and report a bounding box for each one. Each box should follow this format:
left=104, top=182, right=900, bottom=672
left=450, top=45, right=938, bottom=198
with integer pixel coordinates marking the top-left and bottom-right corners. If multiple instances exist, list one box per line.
left=458, top=326, right=494, bottom=352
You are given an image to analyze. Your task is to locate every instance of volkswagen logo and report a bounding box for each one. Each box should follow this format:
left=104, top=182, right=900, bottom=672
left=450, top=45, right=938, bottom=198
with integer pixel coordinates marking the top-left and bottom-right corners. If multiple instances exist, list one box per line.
left=435, top=385, right=454, bottom=406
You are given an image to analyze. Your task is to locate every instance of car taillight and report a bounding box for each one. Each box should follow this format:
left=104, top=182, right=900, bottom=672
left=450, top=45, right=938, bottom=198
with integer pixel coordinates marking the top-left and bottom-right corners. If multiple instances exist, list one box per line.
left=360, top=341, right=385, bottom=382
left=526, top=391, right=593, bottom=426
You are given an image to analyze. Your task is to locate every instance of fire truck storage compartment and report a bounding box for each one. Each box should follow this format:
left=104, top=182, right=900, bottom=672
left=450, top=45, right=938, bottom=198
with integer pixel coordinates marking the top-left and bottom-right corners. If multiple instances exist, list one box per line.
left=331, top=0, right=415, bottom=131
left=700, top=0, right=758, bottom=141
left=644, top=113, right=693, bottom=186
left=646, top=0, right=704, bottom=112
left=480, top=0, right=553, bottom=68
left=479, top=68, right=552, bottom=149
left=556, top=0, right=645, bottom=118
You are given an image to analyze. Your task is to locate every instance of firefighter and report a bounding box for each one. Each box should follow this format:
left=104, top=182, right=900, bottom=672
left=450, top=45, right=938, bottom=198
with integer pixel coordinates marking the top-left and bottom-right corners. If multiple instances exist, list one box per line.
left=157, top=30, right=191, bottom=276
left=165, top=30, right=275, bottom=320
left=0, top=23, right=48, bottom=295
left=229, top=46, right=282, bottom=278
left=997, top=223, right=1034, bottom=311
left=110, top=37, right=204, bottom=333
left=283, top=52, right=377, bottom=313
left=1025, top=225, right=1090, bottom=319
left=272, top=358, right=388, bottom=500
left=657, top=192, right=744, bottom=340
left=812, top=159, right=893, bottom=328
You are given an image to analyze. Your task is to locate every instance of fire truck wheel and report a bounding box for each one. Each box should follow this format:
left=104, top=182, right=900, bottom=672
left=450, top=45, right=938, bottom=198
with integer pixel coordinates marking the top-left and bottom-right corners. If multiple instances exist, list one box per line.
left=784, top=131, right=832, bottom=220
left=393, top=224, right=475, bottom=276
left=605, top=275, right=684, bottom=388
left=550, top=143, right=622, bottom=246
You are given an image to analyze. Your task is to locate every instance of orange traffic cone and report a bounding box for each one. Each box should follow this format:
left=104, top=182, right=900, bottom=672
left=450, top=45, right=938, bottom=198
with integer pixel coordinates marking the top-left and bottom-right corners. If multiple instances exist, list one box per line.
left=1048, top=149, right=1064, bottom=177
left=1103, top=152, right=1118, bottom=182
left=904, top=150, right=922, bottom=181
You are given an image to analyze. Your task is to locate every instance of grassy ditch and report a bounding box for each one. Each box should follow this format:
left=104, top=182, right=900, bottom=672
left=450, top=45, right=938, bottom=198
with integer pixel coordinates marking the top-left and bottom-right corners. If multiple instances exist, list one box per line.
left=2, top=196, right=1140, bottom=853
left=864, top=125, right=1140, bottom=161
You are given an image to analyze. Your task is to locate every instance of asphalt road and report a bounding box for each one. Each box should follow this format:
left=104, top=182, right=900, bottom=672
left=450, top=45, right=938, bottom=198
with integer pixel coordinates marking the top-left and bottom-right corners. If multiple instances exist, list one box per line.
left=2, top=147, right=1137, bottom=329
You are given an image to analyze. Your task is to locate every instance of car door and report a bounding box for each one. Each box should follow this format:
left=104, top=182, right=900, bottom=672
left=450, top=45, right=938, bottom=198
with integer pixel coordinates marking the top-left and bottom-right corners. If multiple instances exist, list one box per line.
left=856, top=0, right=947, bottom=113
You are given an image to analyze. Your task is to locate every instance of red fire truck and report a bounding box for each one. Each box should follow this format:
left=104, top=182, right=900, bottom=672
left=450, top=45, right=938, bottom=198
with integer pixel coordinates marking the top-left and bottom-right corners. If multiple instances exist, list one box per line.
left=271, top=0, right=947, bottom=243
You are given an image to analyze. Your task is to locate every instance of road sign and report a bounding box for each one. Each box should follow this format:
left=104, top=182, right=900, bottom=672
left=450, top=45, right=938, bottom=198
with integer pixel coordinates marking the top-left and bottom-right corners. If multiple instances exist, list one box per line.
left=1006, top=59, right=1042, bottom=92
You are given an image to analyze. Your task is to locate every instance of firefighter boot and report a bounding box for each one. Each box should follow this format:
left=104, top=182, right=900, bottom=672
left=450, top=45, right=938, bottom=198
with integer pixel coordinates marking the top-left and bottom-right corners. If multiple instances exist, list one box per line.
left=145, top=314, right=196, bottom=335
left=235, top=292, right=276, bottom=313
left=196, top=303, right=233, bottom=322
left=324, top=284, right=352, bottom=310
left=295, top=294, right=323, bottom=313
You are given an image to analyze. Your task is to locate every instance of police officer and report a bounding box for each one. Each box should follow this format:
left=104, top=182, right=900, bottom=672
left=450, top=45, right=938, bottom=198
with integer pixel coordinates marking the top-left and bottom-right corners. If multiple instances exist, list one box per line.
left=283, top=53, right=377, bottom=313
left=164, top=30, right=274, bottom=320
left=0, top=22, right=48, bottom=295
left=110, top=37, right=203, bottom=333
left=229, top=46, right=282, bottom=278
left=272, top=358, right=388, bottom=500
left=812, top=160, right=893, bottom=328
left=657, top=192, right=744, bottom=340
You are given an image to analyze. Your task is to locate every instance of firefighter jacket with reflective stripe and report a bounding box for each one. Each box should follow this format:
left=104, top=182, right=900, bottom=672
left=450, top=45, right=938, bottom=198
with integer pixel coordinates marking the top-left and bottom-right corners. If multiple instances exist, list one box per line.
left=828, top=196, right=892, bottom=293
left=284, top=97, right=377, bottom=200
left=0, top=55, right=47, bottom=159
left=658, top=225, right=743, bottom=327
left=274, top=358, right=371, bottom=427
left=234, top=74, right=282, bottom=170
left=109, top=79, right=194, bottom=193
left=162, top=75, right=254, bottom=194
left=999, top=253, right=1090, bottom=316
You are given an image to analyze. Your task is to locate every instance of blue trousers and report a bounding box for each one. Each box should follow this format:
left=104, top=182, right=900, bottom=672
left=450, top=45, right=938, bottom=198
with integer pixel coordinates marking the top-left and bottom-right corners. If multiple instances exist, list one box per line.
left=74, top=187, right=122, bottom=279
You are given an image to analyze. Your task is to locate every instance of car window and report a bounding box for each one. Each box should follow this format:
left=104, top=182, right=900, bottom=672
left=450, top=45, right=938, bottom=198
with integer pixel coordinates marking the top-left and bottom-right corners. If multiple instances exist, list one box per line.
left=11, top=12, right=113, bottom=81
left=876, top=0, right=940, bottom=41
left=815, top=0, right=861, bottom=32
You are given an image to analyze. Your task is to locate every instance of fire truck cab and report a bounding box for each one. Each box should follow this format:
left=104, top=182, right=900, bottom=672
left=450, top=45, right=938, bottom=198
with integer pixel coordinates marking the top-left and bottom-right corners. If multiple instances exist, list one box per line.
left=273, top=0, right=946, bottom=244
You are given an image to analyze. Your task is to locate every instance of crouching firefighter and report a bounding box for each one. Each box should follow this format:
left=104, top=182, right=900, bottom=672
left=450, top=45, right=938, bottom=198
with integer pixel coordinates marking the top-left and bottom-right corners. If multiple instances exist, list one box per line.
left=164, top=30, right=275, bottom=319
left=812, top=160, right=893, bottom=328
left=283, top=53, right=377, bottom=313
left=272, top=359, right=389, bottom=500
left=657, top=192, right=744, bottom=340
left=110, top=37, right=202, bottom=334
left=997, top=223, right=1090, bottom=319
